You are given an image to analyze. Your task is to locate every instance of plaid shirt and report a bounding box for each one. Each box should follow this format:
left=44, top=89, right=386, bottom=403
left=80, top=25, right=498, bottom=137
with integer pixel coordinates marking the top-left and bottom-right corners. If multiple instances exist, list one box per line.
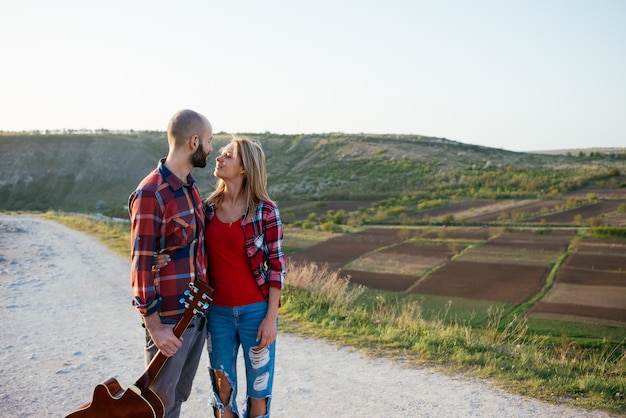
left=129, top=159, right=208, bottom=321
left=205, top=200, right=285, bottom=299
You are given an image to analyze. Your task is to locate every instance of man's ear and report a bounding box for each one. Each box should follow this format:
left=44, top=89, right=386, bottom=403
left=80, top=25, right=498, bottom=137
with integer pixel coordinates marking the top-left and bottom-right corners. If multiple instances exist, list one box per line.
left=190, top=135, right=198, bottom=150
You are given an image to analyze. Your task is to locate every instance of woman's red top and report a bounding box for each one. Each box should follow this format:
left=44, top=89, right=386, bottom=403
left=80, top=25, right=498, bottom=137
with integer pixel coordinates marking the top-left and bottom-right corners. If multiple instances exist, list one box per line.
left=205, top=215, right=265, bottom=307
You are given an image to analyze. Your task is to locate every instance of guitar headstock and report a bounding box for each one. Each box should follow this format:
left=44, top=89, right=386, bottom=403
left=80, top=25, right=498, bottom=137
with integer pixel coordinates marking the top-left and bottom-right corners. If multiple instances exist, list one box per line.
left=179, top=281, right=214, bottom=315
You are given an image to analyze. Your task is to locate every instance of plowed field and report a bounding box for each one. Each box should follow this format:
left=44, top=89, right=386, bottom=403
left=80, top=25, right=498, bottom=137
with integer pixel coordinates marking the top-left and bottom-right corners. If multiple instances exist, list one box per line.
left=410, top=261, right=551, bottom=304
left=464, top=200, right=565, bottom=223
left=341, top=270, right=420, bottom=292
left=416, top=200, right=494, bottom=220
left=526, top=200, right=626, bottom=224
left=527, top=237, right=626, bottom=325
left=289, top=228, right=403, bottom=270
left=290, top=227, right=626, bottom=326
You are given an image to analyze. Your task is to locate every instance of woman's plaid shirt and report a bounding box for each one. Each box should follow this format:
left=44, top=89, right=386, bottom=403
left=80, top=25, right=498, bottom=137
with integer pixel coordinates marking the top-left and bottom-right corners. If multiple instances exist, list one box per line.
left=205, top=200, right=285, bottom=299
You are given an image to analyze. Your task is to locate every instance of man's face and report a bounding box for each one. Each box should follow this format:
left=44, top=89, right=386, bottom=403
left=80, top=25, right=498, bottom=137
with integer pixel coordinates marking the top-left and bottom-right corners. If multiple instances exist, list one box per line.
left=190, top=131, right=213, bottom=168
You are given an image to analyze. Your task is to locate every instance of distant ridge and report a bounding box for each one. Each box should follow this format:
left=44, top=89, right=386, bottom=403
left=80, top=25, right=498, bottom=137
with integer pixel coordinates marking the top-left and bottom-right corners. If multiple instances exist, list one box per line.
left=1, top=132, right=624, bottom=217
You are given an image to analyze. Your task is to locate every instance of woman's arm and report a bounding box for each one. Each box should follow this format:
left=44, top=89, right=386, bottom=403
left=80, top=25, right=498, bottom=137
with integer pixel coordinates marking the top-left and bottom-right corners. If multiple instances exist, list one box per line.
left=256, top=286, right=281, bottom=349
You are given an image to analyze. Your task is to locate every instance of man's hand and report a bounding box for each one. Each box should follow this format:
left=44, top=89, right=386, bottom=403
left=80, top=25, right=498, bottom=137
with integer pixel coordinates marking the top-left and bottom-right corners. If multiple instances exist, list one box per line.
left=144, top=312, right=183, bottom=357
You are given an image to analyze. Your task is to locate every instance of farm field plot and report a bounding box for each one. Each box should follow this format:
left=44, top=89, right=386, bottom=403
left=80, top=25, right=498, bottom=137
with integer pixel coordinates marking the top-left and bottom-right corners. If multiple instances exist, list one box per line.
left=278, top=200, right=372, bottom=212
left=341, top=270, right=420, bottom=292
left=539, top=283, right=626, bottom=310
left=345, top=241, right=463, bottom=275
left=483, top=229, right=575, bottom=249
left=340, top=227, right=499, bottom=292
left=526, top=199, right=626, bottom=224
left=555, top=268, right=626, bottom=286
left=576, top=238, right=626, bottom=256
left=414, top=227, right=495, bottom=240
left=565, top=253, right=626, bottom=271
left=410, top=230, right=572, bottom=303
left=410, top=261, right=551, bottom=303
left=343, top=241, right=467, bottom=291
left=416, top=200, right=494, bottom=220
left=602, top=210, right=626, bottom=226
left=564, top=176, right=626, bottom=199
left=456, top=229, right=574, bottom=265
left=528, top=302, right=626, bottom=325
left=465, top=199, right=565, bottom=223
left=528, top=237, right=626, bottom=325
left=278, top=200, right=374, bottom=221
left=292, top=226, right=495, bottom=292
left=289, top=228, right=402, bottom=270
left=459, top=246, right=559, bottom=265
left=278, top=200, right=307, bottom=208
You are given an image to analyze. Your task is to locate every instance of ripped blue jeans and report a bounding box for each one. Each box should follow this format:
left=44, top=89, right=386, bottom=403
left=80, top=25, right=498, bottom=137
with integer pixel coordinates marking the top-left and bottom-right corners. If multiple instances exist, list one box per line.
left=207, top=301, right=276, bottom=418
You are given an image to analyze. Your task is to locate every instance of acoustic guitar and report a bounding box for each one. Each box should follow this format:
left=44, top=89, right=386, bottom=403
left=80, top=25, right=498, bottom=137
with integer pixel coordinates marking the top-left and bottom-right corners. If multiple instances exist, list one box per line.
left=65, top=281, right=213, bottom=418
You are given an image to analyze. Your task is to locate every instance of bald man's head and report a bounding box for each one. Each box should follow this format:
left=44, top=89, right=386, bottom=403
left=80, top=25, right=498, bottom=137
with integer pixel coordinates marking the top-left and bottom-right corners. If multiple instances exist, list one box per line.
left=167, top=109, right=211, bottom=147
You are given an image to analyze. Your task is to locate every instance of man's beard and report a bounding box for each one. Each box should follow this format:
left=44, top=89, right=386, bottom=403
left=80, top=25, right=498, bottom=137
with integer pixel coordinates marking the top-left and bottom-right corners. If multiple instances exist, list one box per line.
left=191, top=144, right=209, bottom=168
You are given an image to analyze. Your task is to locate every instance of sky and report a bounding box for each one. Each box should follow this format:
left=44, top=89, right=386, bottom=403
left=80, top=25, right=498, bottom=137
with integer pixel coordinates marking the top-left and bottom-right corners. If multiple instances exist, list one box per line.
left=1, top=1, right=625, bottom=152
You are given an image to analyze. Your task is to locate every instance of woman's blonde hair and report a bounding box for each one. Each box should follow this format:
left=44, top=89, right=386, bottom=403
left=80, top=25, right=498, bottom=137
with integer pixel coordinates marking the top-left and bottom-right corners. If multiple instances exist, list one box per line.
left=207, top=136, right=273, bottom=217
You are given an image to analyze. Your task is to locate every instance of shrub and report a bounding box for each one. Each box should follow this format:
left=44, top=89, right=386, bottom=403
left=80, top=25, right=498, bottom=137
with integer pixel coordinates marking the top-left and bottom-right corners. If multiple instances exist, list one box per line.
left=589, top=226, right=626, bottom=238
left=320, top=222, right=343, bottom=233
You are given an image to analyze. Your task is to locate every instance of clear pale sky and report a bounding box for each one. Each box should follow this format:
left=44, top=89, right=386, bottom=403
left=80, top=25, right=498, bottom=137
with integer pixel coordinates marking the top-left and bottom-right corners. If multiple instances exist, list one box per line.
left=1, top=1, right=624, bottom=151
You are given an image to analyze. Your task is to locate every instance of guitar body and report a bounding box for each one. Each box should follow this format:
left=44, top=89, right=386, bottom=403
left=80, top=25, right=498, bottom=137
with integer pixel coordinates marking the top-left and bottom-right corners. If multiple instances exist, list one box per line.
left=65, top=377, right=164, bottom=418
left=65, top=281, right=213, bottom=418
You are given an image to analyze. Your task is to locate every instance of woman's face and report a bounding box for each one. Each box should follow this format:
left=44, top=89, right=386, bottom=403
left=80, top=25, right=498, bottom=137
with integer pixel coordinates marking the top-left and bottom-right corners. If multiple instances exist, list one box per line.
left=214, top=143, right=244, bottom=180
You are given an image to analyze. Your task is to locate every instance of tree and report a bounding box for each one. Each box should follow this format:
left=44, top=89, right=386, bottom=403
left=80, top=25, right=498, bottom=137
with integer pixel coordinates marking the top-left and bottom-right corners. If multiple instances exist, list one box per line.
left=442, top=214, right=455, bottom=226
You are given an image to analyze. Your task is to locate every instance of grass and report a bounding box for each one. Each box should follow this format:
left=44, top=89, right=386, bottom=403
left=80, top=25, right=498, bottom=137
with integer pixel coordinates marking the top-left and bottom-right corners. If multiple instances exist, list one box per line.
left=37, top=211, right=131, bottom=256
left=281, top=226, right=340, bottom=253
left=282, top=262, right=626, bottom=414
left=459, top=246, right=561, bottom=265
left=31, top=211, right=626, bottom=414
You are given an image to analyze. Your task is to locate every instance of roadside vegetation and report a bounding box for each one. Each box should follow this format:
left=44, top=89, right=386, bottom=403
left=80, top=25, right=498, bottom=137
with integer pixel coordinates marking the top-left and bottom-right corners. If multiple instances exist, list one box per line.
left=32, top=211, right=626, bottom=414
left=283, top=262, right=625, bottom=414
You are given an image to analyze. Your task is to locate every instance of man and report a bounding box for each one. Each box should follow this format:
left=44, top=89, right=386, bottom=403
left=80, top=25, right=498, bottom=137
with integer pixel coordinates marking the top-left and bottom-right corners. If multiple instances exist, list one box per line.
left=129, top=109, right=213, bottom=417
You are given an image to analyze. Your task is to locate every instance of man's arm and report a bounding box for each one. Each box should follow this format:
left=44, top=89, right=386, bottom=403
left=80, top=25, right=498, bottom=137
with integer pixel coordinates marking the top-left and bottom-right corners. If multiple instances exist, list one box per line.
left=129, top=188, right=182, bottom=357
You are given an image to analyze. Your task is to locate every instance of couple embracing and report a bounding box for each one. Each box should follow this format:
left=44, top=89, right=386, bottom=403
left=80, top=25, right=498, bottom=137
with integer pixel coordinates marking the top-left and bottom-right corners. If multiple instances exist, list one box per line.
left=129, top=109, right=285, bottom=418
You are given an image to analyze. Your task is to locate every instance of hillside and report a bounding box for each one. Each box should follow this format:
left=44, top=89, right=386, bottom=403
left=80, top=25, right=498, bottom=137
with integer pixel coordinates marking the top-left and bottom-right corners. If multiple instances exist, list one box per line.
left=1, top=132, right=625, bottom=218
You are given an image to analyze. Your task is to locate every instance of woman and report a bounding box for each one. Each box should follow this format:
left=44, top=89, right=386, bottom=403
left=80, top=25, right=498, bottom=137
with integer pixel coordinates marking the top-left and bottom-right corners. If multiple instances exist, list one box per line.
left=205, top=136, right=285, bottom=418
left=157, top=137, right=285, bottom=417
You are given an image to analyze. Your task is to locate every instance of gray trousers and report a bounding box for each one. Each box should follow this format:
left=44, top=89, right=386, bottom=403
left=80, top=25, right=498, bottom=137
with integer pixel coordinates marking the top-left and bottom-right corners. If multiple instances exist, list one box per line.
left=145, top=315, right=207, bottom=418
